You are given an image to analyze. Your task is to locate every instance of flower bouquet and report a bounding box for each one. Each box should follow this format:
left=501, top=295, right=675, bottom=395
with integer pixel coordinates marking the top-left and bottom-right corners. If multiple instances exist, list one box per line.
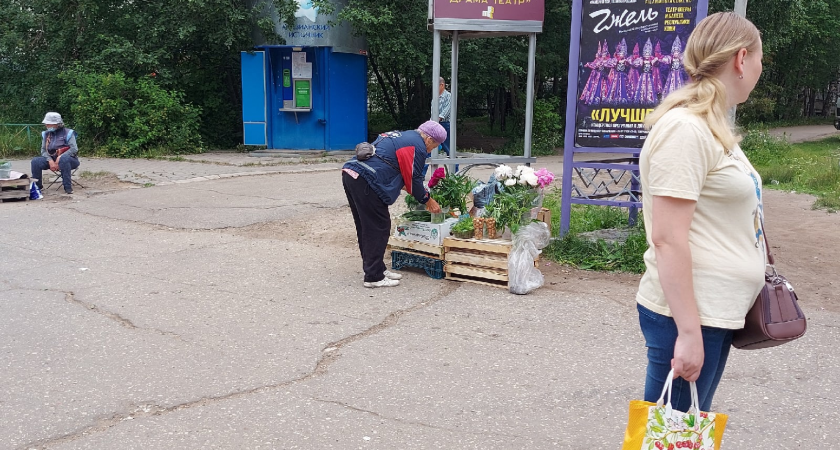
left=484, top=165, right=554, bottom=235
left=428, top=167, right=476, bottom=219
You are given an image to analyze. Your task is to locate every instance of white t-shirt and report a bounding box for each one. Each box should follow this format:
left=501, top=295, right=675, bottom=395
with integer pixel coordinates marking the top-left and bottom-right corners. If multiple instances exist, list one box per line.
left=637, top=108, right=766, bottom=329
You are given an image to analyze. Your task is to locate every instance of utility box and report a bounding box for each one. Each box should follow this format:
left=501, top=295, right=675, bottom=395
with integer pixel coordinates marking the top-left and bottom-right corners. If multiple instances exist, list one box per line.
left=241, top=46, right=367, bottom=151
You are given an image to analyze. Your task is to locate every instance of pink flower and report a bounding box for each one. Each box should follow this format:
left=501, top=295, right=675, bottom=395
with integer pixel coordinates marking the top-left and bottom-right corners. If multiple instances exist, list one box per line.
left=429, top=167, right=446, bottom=188
left=534, top=168, right=555, bottom=188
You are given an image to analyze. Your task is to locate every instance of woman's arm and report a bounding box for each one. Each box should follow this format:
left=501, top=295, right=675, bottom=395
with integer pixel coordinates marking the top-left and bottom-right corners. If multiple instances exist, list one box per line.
left=651, top=195, right=704, bottom=382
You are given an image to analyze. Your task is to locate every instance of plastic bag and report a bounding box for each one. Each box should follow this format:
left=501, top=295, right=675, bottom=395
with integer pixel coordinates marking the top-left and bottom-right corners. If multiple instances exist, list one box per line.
left=30, top=180, right=43, bottom=200
left=508, top=222, right=551, bottom=295
left=471, top=174, right=501, bottom=209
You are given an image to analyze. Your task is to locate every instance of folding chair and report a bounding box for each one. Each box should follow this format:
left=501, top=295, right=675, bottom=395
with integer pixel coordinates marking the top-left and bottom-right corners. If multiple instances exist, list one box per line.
left=45, top=168, right=84, bottom=190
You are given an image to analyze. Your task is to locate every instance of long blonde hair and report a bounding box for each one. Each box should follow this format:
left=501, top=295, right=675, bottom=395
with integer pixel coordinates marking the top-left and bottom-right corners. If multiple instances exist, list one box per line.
left=645, top=12, right=761, bottom=150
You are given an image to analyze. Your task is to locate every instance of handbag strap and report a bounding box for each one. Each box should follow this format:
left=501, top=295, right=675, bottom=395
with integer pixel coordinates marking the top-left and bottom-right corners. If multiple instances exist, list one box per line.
left=760, top=216, right=775, bottom=266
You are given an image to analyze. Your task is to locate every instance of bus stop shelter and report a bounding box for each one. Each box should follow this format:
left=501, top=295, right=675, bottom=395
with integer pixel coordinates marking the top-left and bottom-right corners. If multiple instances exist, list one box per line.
left=427, top=0, right=545, bottom=168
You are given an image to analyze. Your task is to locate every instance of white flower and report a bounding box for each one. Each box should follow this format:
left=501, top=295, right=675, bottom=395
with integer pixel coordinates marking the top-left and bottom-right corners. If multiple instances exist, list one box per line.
left=515, top=165, right=535, bottom=177
left=522, top=172, right=539, bottom=187
left=504, top=178, right=517, bottom=186
left=494, top=164, right=514, bottom=180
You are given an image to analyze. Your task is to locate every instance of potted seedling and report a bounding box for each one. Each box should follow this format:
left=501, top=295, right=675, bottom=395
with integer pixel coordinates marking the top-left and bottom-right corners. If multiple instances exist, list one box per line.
left=450, top=217, right=475, bottom=239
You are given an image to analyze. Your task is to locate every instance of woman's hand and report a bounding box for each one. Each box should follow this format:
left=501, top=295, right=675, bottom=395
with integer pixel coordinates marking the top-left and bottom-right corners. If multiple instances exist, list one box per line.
left=425, top=198, right=441, bottom=214
left=673, top=331, right=704, bottom=382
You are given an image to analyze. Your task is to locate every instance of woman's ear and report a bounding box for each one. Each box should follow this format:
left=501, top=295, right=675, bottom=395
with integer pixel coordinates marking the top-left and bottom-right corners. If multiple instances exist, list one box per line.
left=734, top=48, right=748, bottom=76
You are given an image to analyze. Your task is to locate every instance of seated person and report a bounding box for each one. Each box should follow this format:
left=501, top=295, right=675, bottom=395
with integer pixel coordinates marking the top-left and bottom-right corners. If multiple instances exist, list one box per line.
left=31, top=112, right=80, bottom=194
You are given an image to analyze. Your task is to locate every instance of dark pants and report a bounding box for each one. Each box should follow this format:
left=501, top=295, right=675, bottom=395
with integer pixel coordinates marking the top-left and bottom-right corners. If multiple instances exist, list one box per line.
left=638, top=304, right=734, bottom=412
left=343, top=172, right=390, bottom=283
left=31, top=156, right=79, bottom=191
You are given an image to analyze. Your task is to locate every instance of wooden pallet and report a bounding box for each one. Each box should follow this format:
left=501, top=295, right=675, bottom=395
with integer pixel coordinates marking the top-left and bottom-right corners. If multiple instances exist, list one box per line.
left=443, top=237, right=538, bottom=289
left=0, top=178, right=30, bottom=202
left=387, top=236, right=445, bottom=259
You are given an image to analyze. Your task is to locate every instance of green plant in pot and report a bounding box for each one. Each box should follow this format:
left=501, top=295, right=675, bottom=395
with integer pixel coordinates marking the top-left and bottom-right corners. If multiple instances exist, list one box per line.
left=450, top=217, right=475, bottom=239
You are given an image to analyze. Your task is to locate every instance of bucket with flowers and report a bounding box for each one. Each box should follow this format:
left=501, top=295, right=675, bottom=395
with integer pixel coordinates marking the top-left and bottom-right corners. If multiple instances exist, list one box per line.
left=484, top=164, right=554, bottom=236
left=427, top=167, right=476, bottom=222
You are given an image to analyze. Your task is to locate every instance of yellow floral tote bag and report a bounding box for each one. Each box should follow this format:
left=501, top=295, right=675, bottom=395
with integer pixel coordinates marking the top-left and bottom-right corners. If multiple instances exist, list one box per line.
left=622, top=369, right=727, bottom=450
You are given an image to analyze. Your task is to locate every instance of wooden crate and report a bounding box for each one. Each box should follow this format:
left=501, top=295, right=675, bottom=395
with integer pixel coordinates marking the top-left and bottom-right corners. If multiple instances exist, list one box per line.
left=0, top=178, right=30, bottom=202
left=387, top=236, right=446, bottom=279
left=443, top=237, right=538, bottom=289
left=387, top=236, right=444, bottom=259
left=536, top=207, right=551, bottom=229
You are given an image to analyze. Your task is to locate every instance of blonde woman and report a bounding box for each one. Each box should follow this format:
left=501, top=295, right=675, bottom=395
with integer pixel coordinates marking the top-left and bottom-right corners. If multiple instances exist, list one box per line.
left=636, top=12, right=765, bottom=412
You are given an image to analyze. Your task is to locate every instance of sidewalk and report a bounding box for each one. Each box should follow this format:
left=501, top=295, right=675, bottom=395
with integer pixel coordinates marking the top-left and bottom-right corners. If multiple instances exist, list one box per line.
left=6, top=123, right=837, bottom=187
left=767, top=124, right=840, bottom=143
left=6, top=152, right=351, bottom=186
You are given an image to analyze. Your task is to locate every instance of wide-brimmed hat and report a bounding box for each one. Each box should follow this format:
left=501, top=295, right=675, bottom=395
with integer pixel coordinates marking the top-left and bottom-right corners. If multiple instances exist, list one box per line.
left=42, top=112, right=63, bottom=125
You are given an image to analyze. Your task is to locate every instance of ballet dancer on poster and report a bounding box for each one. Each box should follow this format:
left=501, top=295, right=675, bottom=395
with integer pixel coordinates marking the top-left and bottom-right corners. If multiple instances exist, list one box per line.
left=661, top=36, right=688, bottom=98
left=653, top=41, right=665, bottom=101
left=580, top=41, right=607, bottom=105
left=605, top=39, right=632, bottom=104
left=632, top=38, right=661, bottom=106
left=629, top=42, right=641, bottom=99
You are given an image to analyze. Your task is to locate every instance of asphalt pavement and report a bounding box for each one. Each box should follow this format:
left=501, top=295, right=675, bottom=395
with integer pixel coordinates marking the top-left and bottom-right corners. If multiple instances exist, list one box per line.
left=1, top=128, right=839, bottom=449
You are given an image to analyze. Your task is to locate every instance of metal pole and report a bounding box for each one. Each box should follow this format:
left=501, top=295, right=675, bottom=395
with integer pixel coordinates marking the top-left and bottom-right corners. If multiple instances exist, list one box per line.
left=431, top=29, right=441, bottom=161
left=450, top=30, right=459, bottom=173
left=730, top=0, right=748, bottom=122
left=523, top=33, right=537, bottom=160
left=734, top=0, right=747, bottom=17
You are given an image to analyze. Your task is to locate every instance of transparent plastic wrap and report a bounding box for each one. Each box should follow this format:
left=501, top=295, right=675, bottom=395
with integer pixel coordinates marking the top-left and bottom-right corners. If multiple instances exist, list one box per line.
left=508, top=222, right=551, bottom=295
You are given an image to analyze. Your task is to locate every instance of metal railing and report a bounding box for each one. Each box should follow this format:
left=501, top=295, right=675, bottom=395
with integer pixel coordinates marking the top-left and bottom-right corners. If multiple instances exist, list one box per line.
left=0, top=123, right=43, bottom=157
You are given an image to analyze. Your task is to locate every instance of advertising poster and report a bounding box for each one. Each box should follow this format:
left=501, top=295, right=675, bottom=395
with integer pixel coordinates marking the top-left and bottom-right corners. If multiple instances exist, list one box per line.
left=572, top=0, right=705, bottom=148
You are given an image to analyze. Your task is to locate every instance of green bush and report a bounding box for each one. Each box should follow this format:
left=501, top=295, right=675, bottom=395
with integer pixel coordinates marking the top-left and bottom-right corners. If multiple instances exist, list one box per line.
left=60, top=70, right=203, bottom=157
left=740, top=129, right=791, bottom=166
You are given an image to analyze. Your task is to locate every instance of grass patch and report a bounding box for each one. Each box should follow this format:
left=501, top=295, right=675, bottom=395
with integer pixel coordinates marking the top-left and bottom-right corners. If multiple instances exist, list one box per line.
left=742, top=130, right=840, bottom=211
left=541, top=189, right=647, bottom=273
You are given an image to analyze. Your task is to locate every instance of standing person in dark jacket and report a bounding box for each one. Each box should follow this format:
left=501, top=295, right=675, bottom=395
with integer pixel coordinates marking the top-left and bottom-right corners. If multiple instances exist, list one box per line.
left=342, top=120, right=446, bottom=288
left=30, top=112, right=80, bottom=194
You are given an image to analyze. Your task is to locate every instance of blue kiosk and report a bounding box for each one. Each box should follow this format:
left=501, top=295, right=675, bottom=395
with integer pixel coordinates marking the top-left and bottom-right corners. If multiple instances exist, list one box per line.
left=241, top=1, right=367, bottom=151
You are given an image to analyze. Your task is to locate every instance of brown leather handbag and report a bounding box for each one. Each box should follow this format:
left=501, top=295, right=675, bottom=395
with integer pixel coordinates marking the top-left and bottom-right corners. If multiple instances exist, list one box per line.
left=732, top=230, right=807, bottom=350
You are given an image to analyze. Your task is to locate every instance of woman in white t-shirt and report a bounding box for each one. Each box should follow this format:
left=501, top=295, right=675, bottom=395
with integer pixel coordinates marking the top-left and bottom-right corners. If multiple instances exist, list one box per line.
left=637, top=12, right=765, bottom=412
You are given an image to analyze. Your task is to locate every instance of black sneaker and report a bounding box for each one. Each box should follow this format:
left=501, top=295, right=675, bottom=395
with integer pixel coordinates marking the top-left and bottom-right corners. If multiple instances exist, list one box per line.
left=64, top=188, right=73, bottom=194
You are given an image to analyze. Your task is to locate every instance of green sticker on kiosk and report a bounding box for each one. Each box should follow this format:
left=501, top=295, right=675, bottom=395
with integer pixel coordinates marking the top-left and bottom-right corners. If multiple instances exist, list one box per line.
left=294, top=80, right=311, bottom=108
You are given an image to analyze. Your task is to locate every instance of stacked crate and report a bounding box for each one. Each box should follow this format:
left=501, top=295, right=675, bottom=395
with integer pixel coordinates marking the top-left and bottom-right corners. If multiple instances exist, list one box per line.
left=0, top=179, right=30, bottom=203
left=387, top=237, right=446, bottom=279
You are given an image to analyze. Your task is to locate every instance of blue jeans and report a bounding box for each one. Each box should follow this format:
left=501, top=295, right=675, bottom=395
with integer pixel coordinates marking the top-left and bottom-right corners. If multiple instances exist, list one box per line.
left=637, top=304, right=734, bottom=412
left=31, top=155, right=79, bottom=191
left=422, top=121, right=457, bottom=176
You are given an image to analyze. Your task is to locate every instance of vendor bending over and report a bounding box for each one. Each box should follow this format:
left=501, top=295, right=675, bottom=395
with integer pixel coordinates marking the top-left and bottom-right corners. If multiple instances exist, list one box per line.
left=342, top=121, right=445, bottom=288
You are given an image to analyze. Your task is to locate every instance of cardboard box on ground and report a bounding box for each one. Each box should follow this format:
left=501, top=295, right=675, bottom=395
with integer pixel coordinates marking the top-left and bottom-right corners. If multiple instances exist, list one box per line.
left=393, top=218, right=458, bottom=246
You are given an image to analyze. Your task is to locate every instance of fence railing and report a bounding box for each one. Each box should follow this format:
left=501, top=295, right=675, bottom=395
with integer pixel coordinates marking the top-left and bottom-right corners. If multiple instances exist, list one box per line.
left=0, top=123, right=42, bottom=158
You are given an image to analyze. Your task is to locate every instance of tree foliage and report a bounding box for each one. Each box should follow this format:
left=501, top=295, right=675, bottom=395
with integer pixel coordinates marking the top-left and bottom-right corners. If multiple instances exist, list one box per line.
left=710, top=0, right=840, bottom=121
left=2, top=0, right=838, bottom=156
left=0, top=0, right=259, bottom=151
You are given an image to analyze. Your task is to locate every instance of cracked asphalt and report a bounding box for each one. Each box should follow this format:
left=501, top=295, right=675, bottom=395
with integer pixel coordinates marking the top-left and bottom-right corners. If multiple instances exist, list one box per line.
left=2, top=150, right=839, bottom=449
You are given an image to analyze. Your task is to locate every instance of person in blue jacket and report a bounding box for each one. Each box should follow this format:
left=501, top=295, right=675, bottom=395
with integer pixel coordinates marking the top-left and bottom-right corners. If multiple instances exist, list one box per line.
left=342, top=120, right=446, bottom=288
